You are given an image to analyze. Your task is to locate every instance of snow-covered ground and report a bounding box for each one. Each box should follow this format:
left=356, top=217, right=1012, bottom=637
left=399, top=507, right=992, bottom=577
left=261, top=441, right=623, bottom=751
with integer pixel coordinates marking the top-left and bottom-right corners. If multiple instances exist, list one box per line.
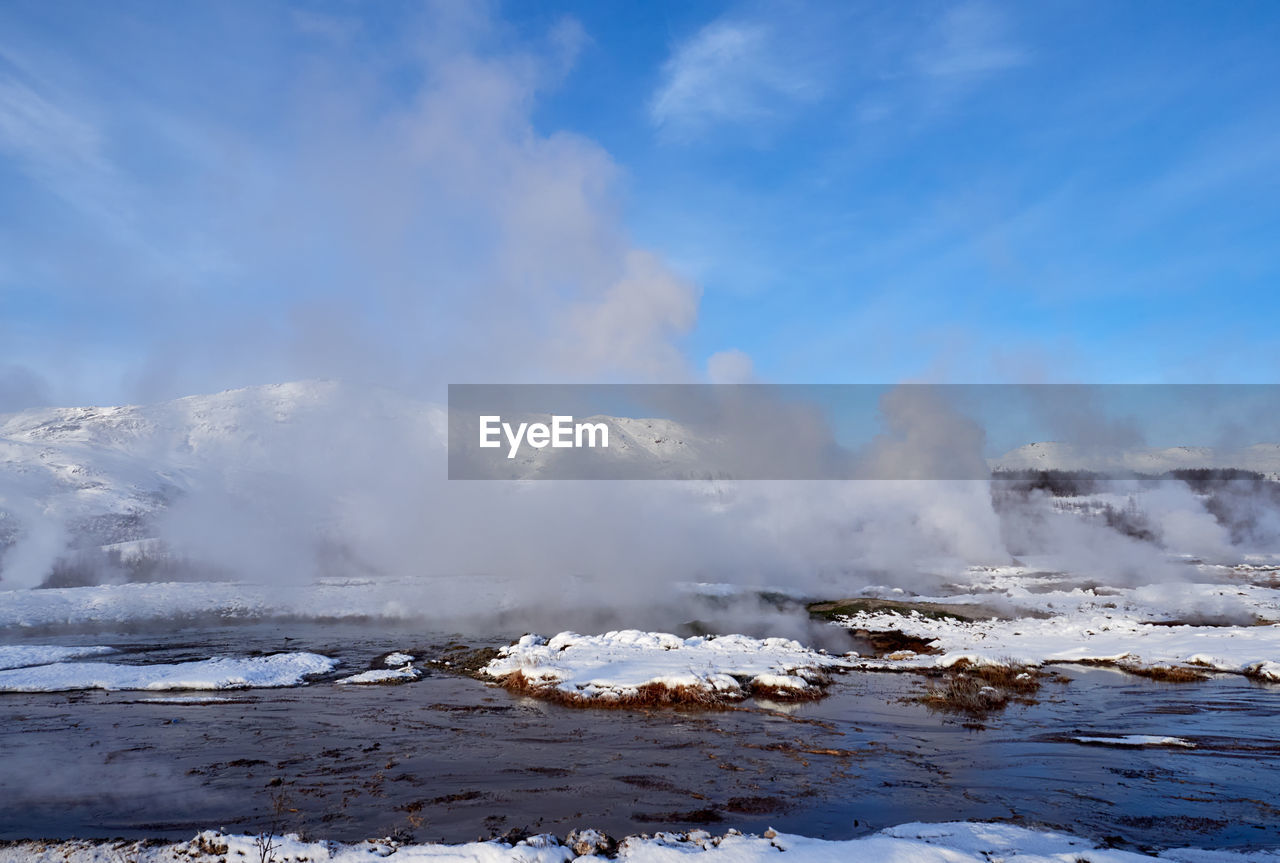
left=337, top=651, right=421, bottom=684
left=0, top=644, right=115, bottom=670
left=0, top=576, right=517, bottom=629
left=335, top=667, right=419, bottom=685
left=0, top=651, right=336, bottom=692
left=2, top=823, right=1276, bottom=863
left=481, top=630, right=850, bottom=704
left=336, top=666, right=420, bottom=685
left=838, top=565, right=1280, bottom=680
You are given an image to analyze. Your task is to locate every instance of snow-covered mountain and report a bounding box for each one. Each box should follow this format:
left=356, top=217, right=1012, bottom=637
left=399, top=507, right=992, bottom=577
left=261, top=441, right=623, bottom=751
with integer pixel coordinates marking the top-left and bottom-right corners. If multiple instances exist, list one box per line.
left=991, top=441, right=1280, bottom=478
left=0, top=382, right=453, bottom=585
left=0, top=382, right=722, bottom=583
left=0, top=381, right=347, bottom=545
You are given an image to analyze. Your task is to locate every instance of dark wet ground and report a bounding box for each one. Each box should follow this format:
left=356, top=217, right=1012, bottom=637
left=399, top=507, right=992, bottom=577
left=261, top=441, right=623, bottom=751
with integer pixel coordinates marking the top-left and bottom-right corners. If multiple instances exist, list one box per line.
left=1, top=620, right=1278, bottom=852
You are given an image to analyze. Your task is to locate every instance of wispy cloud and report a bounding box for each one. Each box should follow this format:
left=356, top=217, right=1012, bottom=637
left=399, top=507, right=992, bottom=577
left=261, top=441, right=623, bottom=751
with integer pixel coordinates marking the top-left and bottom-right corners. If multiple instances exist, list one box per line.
left=0, top=3, right=703, bottom=404
left=649, top=1, right=1029, bottom=143
left=648, top=17, right=821, bottom=139
left=0, top=74, right=110, bottom=201
left=912, top=1, right=1027, bottom=80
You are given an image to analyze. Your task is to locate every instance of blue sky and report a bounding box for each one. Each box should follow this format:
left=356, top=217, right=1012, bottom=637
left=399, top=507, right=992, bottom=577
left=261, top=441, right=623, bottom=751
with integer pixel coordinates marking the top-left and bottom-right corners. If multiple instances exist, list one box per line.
left=2, top=1, right=1278, bottom=410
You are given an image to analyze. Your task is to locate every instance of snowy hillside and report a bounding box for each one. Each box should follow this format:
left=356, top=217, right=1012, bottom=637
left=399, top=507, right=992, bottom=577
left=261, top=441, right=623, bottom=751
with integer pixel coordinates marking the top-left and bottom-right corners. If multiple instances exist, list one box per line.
left=991, top=441, right=1280, bottom=478
left=0, top=382, right=448, bottom=582
left=1, top=381, right=329, bottom=536
left=0, top=382, right=722, bottom=586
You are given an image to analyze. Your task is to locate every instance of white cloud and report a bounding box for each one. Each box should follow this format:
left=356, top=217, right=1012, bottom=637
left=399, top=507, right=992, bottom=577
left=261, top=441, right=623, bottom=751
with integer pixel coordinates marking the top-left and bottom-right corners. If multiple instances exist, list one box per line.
left=648, top=2, right=1029, bottom=142
left=0, top=75, right=111, bottom=201
left=648, top=18, right=820, bottom=138
left=0, top=5, right=702, bottom=400
left=913, top=1, right=1026, bottom=80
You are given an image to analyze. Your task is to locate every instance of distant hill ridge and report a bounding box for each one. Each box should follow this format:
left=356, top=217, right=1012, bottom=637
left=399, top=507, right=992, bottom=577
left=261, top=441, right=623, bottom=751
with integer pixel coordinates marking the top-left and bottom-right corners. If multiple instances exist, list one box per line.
left=990, top=440, right=1280, bottom=479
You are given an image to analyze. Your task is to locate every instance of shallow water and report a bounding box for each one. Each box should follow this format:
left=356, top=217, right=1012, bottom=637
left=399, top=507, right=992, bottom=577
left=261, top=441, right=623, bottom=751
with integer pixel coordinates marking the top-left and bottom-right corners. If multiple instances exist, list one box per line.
left=0, top=620, right=1278, bottom=852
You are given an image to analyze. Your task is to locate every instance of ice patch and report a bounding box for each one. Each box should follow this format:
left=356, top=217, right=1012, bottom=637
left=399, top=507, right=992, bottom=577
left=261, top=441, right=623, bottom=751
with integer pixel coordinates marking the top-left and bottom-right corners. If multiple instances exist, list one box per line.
left=1073, top=735, right=1196, bottom=748
left=383, top=652, right=415, bottom=666
left=0, top=652, right=337, bottom=692
left=482, top=630, right=850, bottom=704
left=133, top=691, right=243, bottom=696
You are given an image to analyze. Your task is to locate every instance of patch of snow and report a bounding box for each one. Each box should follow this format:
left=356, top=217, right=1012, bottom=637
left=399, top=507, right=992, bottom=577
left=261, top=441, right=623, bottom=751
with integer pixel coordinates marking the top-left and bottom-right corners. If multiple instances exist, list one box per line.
left=482, top=630, right=850, bottom=704
left=846, top=608, right=1280, bottom=677
left=0, top=644, right=115, bottom=670
left=1244, top=660, right=1280, bottom=681
left=1072, top=735, right=1196, bottom=748
left=384, top=652, right=415, bottom=666
left=0, top=652, right=336, bottom=692
left=838, top=567, right=1280, bottom=680
left=335, top=666, right=420, bottom=685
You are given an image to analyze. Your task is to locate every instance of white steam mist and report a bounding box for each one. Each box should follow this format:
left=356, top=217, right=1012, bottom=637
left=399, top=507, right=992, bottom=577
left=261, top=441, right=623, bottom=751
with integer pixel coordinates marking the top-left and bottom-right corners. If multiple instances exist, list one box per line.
left=5, top=380, right=1277, bottom=639
left=1, top=5, right=1277, bottom=631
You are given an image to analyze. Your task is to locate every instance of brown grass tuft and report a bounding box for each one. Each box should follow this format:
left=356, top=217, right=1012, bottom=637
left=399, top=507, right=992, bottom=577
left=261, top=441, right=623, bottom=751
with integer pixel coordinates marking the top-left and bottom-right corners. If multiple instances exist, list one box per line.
left=915, top=662, right=1047, bottom=717
left=438, top=646, right=501, bottom=677
left=1119, top=664, right=1209, bottom=683
left=918, top=675, right=1012, bottom=715
left=498, top=671, right=735, bottom=708
left=1074, top=658, right=1210, bottom=682
left=849, top=629, right=941, bottom=657
left=750, top=682, right=825, bottom=702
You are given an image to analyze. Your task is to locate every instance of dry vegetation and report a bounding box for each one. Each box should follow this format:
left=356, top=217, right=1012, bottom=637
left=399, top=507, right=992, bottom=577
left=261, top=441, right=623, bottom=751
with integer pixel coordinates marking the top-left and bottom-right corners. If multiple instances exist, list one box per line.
left=434, top=644, right=501, bottom=676
left=1074, top=658, right=1211, bottom=682
left=845, top=628, right=941, bottom=657
left=1118, top=663, right=1210, bottom=683
left=494, top=669, right=829, bottom=709
left=915, top=661, right=1053, bottom=717
left=806, top=598, right=978, bottom=623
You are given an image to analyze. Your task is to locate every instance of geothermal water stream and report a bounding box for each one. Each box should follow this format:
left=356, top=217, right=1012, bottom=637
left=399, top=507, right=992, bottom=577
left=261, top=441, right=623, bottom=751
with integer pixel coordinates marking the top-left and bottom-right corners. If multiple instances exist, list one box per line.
left=0, top=621, right=1277, bottom=851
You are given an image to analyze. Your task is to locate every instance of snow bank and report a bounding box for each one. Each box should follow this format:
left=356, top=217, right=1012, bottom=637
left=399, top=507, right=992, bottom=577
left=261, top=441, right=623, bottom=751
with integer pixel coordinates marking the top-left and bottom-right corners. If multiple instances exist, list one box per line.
left=335, top=666, right=420, bottom=685
left=482, top=630, right=849, bottom=705
left=3, top=823, right=1277, bottom=862
left=0, top=644, right=115, bottom=670
left=861, top=613, right=1280, bottom=678
left=838, top=566, right=1280, bottom=680
left=335, top=650, right=420, bottom=685
left=0, top=652, right=337, bottom=692
left=844, top=609, right=1280, bottom=678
